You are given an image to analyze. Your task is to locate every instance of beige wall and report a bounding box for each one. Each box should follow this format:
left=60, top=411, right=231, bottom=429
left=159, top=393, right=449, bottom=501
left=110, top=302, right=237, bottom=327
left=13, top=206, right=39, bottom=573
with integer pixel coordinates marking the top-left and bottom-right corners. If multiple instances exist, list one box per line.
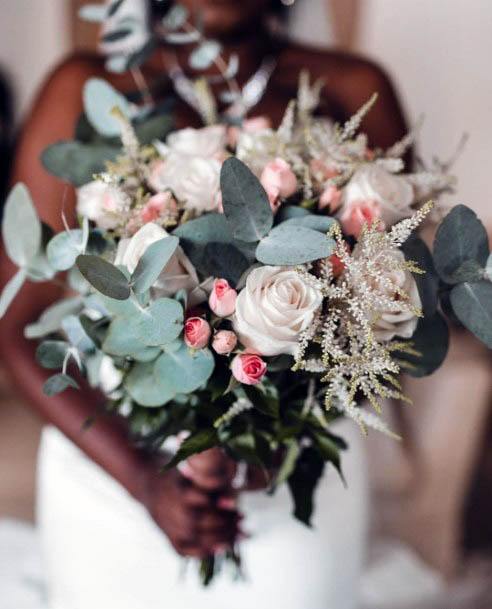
left=0, top=0, right=70, bottom=120
left=355, top=0, right=492, bottom=223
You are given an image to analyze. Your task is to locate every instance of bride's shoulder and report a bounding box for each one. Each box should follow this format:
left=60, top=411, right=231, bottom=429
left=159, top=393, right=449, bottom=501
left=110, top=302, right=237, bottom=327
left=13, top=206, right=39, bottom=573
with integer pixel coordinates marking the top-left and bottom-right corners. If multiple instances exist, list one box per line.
left=277, top=42, right=396, bottom=99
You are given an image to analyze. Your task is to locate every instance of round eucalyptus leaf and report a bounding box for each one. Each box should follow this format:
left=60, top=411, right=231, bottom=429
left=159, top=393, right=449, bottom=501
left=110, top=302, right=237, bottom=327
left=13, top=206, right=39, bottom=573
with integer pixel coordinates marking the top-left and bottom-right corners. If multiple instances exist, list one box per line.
left=434, top=205, right=489, bottom=284
left=43, top=373, right=80, bottom=397
left=83, top=78, right=133, bottom=137
left=76, top=255, right=131, bottom=300
left=47, top=230, right=85, bottom=271
left=97, top=293, right=139, bottom=317
left=102, top=29, right=133, bottom=43
left=155, top=343, right=214, bottom=394
left=105, top=55, right=128, bottom=74
left=36, top=340, right=70, bottom=370
left=402, top=236, right=439, bottom=316
left=131, top=236, right=179, bottom=294
left=26, top=251, right=56, bottom=282
left=277, top=206, right=310, bottom=222
left=450, top=280, right=492, bottom=348
left=78, top=4, right=107, bottom=23
left=204, top=242, right=249, bottom=286
left=61, top=315, right=95, bottom=353
left=129, top=298, right=184, bottom=347
left=107, top=0, right=125, bottom=17
left=2, top=184, right=41, bottom=267
left=103, top=317, right=147, bottom=357
left=189, top=40, right=222, bottom=70
left=256, top=225, right=335, bottom=265
left=220, top=157, right=273, bottom=243
left=42, top=141, right=120, bottom=187
left=162, top=4, right=188, bottom=29
left=124, top=361, right=175, bottom=407
left=24, top=297, right=84, bottom=339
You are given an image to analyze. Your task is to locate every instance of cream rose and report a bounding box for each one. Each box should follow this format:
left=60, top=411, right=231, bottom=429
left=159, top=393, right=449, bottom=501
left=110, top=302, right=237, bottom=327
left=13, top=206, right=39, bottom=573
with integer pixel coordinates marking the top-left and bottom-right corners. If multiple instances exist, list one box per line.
left=343, top=164, right=414, bottom=226
left=76, top=180, right=129, bottom=230
left=371, top=250, right=422, bottom=341
left=114, top=223, right=207, bottom=306
left=153, top=154, right=221, bottom=215
left=165, top=125, right=227, bottom=158
left=233, top=266, right=323, bottom=356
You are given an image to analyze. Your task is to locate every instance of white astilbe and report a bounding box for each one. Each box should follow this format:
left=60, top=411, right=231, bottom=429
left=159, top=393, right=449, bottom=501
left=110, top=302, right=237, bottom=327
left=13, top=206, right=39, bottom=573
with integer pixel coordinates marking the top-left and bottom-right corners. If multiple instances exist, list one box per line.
left=294, top=204, right=433, bottom=417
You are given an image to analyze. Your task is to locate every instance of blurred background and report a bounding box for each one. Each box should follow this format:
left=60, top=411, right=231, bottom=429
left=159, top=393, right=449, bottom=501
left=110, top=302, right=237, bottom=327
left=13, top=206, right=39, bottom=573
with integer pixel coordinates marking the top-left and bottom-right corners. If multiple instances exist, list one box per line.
left=0, top=1, right=491, bottom=607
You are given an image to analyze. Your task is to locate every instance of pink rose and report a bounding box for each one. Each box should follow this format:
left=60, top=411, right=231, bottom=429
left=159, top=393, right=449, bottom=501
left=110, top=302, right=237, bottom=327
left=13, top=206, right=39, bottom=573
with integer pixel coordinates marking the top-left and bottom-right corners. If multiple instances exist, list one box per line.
left=212, top=330, right=238, bottom=355
left=227, top=116, right=272, bottom=148
left=209, top=279, right=237, bottom=317
left=231, top=353, right=267, bottom=386
left=340, top=199, right=385, bottom=238
left=140, top=192, right=177, bottom=224
left=319, top=184, right=342, bottom=212
left=184, top=317, right=211, bottom=349
left=260, top=158, right=298, bottom=200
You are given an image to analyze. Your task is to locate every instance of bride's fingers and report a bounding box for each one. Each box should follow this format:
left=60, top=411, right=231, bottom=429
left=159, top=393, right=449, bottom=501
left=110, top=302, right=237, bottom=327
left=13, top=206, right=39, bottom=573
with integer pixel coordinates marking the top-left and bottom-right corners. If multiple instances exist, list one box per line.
left=184, top=451, right=236, bottom=491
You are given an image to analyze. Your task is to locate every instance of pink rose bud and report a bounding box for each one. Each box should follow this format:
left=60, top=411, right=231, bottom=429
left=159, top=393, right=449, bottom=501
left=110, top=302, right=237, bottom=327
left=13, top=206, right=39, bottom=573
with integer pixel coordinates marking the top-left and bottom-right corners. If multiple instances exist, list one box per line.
left=265, top=185, right=281, bottom=213
left=140, top=192, right=177, bottom=224
left=319, top=184, right=342, bottom=212
left=209, top=279, right=237, bottom=317
left=231, top=353, right=267, bottom=386
left=260, top=158, right=298, bottom=200
left=184, top=317, right=211, bottom=349
left=340, top=199, right=385, bottom=238
left=212, top=330, right=238, bottom=355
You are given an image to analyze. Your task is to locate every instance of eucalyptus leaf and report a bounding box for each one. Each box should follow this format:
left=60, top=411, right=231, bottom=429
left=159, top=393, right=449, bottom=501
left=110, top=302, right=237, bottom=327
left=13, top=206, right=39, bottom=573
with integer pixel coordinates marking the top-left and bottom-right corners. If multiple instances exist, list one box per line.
left=0, top=269, right=26, bottom=319
left=162, top=4, right=188, bottom=29
left=42, top=141, right=120, bottom=187
left=76, top=255, right=131, bottom=300
left=164, top=31, right=201, bottom=45
left=128, top=298, right=183, bottom=347
left=102, top=29, right=133, bottom=43
left=434, top=205, right=489, bottom=284
left=280, top=215, right=337, bottom=233
left=83, top=78, right=133, bottom=137
left=24, top=297, right=83, bottom=339
left=36, top=340, right=69, bottom=370
left=103, top=317, right=147, bottom=357
left=485, top=253, right=492, bottom=282
left=131, top=236, right=179, bottom=294
left=203, top=242, right=249, bottom=286
left=256, top=224, right=335, bottom=265
left=125, top=361, right=175, bottom=407
left=450, top=280, right=492, bottom=348
left=47, top=230, right=85, bottom=271
left=396, top=313, right=449, bottom=377
left=220, top=158, right=273, bottom=242
left=165, top=429, right=219, bottom=469
left=155, top=343, right=214, bottom=394
left=62, top=315, right=95, bottom=353
left=2, top=184, right=41, bottom=267
left=402, top=236, right=439, bottom=316
left=43, top=373, right=80, bottom=397
left=189, top=40, right=221, bottom=70
left=277, top=206, right=310, bottom=222
left=105, top=55, right=128, bottom=75
left=107, top=0, right=125, bottom=17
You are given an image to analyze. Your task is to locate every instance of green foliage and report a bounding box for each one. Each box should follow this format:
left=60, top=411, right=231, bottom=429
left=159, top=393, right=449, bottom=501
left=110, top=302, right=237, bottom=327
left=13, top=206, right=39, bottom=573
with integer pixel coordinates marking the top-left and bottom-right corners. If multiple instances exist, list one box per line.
left=83, top=78, right=133, bottom=137
left=154, top=343, right=214, bottom=394
left=2, top=184, right=41, bottom=267
left=41, top=141, right=119, bottom=186
left=131, top=236, right=179, bottom=294
left=76, top=255, right=131, bottom=300
left=434, top=205, right=489, bottom=284
left=127, top=298, right=183, bottom=347
left=279, top=215, right=337, bottom=233
left=287, top=446, right=325, bottom=527
left=190, top=41, right=221, bottom=70
left=244, top=381, right=279, bottom=419
left=271, top=440, right=300, bottom=491
left=36, top=341, right=70, bottom=370
left=0, top=269, right=27, bottom=318
left=256, top=224, right=335, bottom=265
left=396, top=313, right=450, bottom=377
left=402, top=236, right=439, bottom=315
left=162, top=4, right=189, bottom=29
left=47, top=229, right=87, bottom=271
left=124, top=360, right=175, bottom=407
left=165, top=429, right=219, bottom=469
left=43, top=373, right=80, bottom=396
left=203, top=242, right=250, bottom=285
left=78, top=4, right=107, bottom=23
left=220, top=158, right=273, bottom=242
left=24, top=297, right=84, bottom=339
left=450, top=281, right=492, bottom=348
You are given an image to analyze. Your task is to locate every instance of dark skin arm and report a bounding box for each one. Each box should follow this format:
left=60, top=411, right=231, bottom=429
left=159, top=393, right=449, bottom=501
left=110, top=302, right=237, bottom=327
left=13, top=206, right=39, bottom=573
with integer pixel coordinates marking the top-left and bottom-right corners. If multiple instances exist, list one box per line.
left=0, top=56, right=239, bottom=558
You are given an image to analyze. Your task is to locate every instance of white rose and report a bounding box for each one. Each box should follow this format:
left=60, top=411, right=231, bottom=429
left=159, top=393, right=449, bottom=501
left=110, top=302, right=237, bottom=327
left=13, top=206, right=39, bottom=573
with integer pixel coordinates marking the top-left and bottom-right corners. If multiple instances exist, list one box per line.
left=114, top=223, right=208, bottom=306
left=163, top=125, right=227, bottom=158
left=163, top=154, right=221, bottom=214
left=343, top=164, right=414, bottom=226
left=76, top=180, right=129, bottom=230
left=371, top=250, right=421, bottom=342
left=233, top=266, right=323, bottom=356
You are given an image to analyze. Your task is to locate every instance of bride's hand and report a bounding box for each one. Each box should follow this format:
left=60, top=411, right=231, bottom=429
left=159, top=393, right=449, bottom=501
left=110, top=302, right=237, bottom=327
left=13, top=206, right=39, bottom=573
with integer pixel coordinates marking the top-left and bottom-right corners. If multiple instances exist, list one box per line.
left=143, top=460, right=241, bottom=559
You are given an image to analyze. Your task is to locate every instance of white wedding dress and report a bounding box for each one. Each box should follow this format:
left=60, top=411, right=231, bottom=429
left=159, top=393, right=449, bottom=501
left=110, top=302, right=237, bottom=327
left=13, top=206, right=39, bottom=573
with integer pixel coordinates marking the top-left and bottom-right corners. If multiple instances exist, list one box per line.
left=37, top=420, right=368, bottom=609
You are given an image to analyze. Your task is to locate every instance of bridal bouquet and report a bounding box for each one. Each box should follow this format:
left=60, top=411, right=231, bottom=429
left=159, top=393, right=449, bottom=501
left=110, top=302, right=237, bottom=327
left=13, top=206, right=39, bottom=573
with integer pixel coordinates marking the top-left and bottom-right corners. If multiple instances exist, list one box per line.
left=2, top=54, right=492, bottom=584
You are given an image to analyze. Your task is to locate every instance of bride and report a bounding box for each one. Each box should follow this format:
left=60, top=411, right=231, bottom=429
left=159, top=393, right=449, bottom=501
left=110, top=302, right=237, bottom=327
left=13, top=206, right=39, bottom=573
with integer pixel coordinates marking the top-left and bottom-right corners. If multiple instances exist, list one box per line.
left=0, top=1, right=410, bottom=607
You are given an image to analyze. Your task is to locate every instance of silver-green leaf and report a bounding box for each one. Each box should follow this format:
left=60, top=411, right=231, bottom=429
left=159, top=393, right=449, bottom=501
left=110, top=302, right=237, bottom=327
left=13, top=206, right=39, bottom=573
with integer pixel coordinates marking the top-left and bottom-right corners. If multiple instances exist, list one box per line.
left=256, top=225, right=335, bottom=265
left=450, top=281, right=492, bottom=348
left=2, top=184, right=42, bottom=267
left=76, top=255, right=131, bottom=300
left=131, top=236, right=179, bottom=294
